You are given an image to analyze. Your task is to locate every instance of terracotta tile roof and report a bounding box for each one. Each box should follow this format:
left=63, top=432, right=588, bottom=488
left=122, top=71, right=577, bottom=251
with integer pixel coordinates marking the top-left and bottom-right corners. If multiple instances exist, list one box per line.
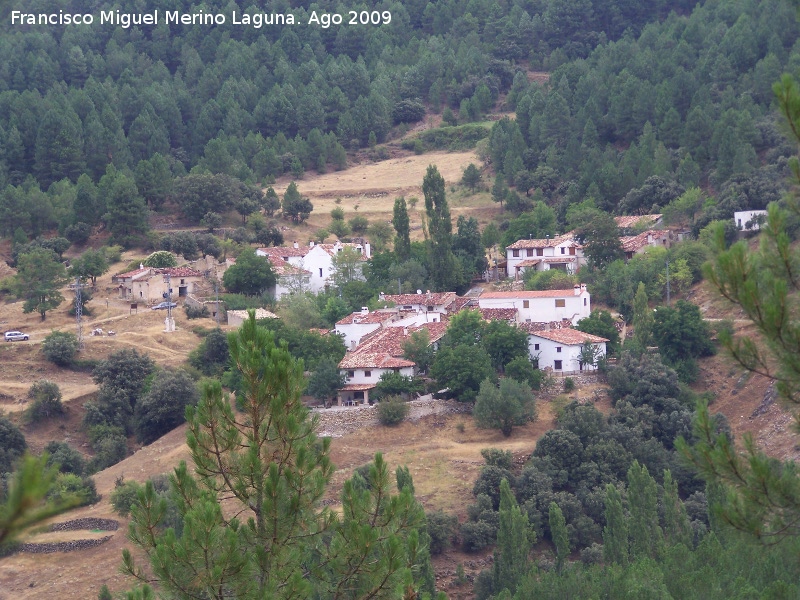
left=528, top=329, right=608, bottom=345
left=614, top=214, right=662, bottom=229
left=340, top=383, right=377, bottom=391
left=451, top=296, right=474, bottom=312
left=620, top=233, right=649, bottom=253
left=158, top=267, right=204, bottom=277
left=336, top=311, right=397, bottom=326
left=353, top=326, right=412, bottom=357
left=514, top=259, right=542, bottom=268
left=517, top=319, right=573, bottom=334
left=413, top=320, right=449, bottom=344
left=258, top=246, right=311, bottom=259
left=266, top=255, right=311, bottom=276
left=308, top=328, right=332, bottom=336
left=380, top=291, right=458, bottom=307
left=480, top=289, right=584, bottom=299
left=479, top=308, right=518, bottom=322
left=506, top=234, right=576, bottom=250
left=339, top=353, right=416, bottom=369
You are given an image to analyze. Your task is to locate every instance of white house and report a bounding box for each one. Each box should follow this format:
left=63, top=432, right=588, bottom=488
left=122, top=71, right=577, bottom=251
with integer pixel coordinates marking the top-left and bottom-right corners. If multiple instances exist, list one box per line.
left=335, top=309, right=400, bottom=350
left=505, top=234, right=583, bottom=278
left=734, top=210, right=768, bottom=231
left=378, top=291, right=462, bottom=314
left=337, top=353, right=415, bottom=406
left=477, top=285, right=590, bottom=325
left=257, top=241, right=370, bottom=296
left=526, top=328, right=608, bottom=373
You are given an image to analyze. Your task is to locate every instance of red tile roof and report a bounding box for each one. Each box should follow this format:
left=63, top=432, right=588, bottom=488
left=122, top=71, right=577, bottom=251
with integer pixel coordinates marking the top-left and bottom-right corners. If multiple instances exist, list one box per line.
left=528, top=329, right=608, bottom=345
left=258, top=246, right=311, bottom=258
left=340, top=383, right=377, bottom=391
left=480, top=289, right=584, bottom=299
left=158, top=267, right=204, bottom=277
left=380, top=291, right=458, bottom=307
left=614, top=214, right=662, bottom=229
left=339, top=353, right=416, bottom=369
left=479, top=308, right=518, bottom=322
left=336, top=311, right=397, bottom=326
left=517, top=320, right=573, bottom=334
left=266, top=255, right=311, bottom=276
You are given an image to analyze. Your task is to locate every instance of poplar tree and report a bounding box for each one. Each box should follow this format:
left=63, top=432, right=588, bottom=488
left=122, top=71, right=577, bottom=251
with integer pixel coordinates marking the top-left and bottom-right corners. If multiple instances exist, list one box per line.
left=627, top=461, right=663, bottom=560
left=392, top=196, right=411, bottom=261
left=662, top=470, right=692, bottom=548
left=548, top=501, right=570, bottom=573
left=632, top=282, right=653, bottom=350
left=493, top=479, right=531, bottom=595
left=123, top=314, right=432, bottom=599
left=423, top=165, right=456, bottom=291
left=603, top=483, right=628, bottom=565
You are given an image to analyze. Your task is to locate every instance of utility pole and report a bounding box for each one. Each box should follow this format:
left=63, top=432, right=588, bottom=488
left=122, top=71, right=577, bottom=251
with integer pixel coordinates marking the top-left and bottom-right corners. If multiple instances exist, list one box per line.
left=74, top=276, right=88, bottom=350
left=163, top=273, right=175, bottom=332
left=214, top=280, right=220, bottom=327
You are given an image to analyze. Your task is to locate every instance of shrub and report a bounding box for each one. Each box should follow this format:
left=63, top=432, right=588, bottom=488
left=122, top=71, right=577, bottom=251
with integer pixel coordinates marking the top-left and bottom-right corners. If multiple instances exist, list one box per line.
left=328, top=219, right=351, bottom=239
left=41, top=331, right=79, bottom=366
left=564, top=377, right=575, bottom=392
left=25, top=379, right=64, bottom=422
left=48, top=473, right=100, bottom=506
left=88, top=425, right=128, bottom=472
left=184, top=304, right=210, bottom=319
left=349, top=215, right=369, bottom=233
left=0, top=415, right=27, bottom=475
left=64, top=222, right=91, bottom=245
left=44, top=441, right=87, bottom=475
left=98, top=585, right=113, bottom=600
left=377, top=395, right=409, bottom=426
left=461, top=520, right=496, bottom=552
left=110, top=478, right=143, bottom=517
left=330, top=206, right=345, bottom=221
left=143, top=250, right=177, bottom=268
left=134, top=369, right=200, bottom=444
left=480, top=448, right=513, bottom=470
left=426, top=510, right=458, bottom=554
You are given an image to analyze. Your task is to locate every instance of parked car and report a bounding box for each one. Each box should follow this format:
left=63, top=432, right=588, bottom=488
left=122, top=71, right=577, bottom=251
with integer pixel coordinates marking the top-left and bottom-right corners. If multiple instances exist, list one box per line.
left=4, top=331, right=29, bottom=341
left=151, top=301, right=178, bottom=310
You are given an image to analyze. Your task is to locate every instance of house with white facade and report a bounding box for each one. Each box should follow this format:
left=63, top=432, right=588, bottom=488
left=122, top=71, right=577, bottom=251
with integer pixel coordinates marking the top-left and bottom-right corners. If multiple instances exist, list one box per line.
left=525, top=328, right=608, bottom=374
left=335, top=309, right=400, bottom=350
left=378, top=291, right=464, bottom=314
left=477, top=285, right=590, bottom=325
left=505, top=234, right=584, bottom=279
left=337, top=353, right=415, bottom=406
left=257, top=240, right=370, bottom=298
left=734, top=210, right=768, bottom=231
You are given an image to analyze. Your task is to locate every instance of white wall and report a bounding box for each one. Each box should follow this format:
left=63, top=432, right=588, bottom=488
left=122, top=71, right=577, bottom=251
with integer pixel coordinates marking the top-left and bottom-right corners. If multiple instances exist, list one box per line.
left=478, top=292, right=590, bottom=324
left=528, top=337, right=606, bottom=372
left=734, top=210, right=768, bottom=231
left=341, top=366, right=415, bottom=385
left=335, top=322, right=382, bottom=350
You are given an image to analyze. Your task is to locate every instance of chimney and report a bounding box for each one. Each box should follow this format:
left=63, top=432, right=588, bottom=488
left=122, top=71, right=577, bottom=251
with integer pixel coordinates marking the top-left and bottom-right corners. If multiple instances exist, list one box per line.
left=403, top=327, right=408, bottom=336
left=351, top=340, right=356, bottom=350
left=293, top=241, right=299, bottom=249
left=361, top=306, right=369, bottom=315
left=573, top=285, right=581, bottom=296
left=309, top=241, right=315, bottom=247
left=379, top=291, right=385, bottom=301
left=580, top=283, right=587, bottom=294
left=139, top=263, right=144, bottom=269
left=364, top=242, right=371, bottom=258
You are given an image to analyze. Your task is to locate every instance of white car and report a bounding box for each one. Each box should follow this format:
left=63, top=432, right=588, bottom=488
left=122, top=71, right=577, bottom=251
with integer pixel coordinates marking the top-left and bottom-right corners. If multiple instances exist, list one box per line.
left=4, top=331, right=29, bottom=341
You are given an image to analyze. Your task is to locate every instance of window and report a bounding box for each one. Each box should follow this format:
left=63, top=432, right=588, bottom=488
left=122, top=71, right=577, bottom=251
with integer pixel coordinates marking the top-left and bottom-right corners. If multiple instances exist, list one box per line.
left=523, top=300, right=530, bottom=308
left=555, top=299, right=566, bottom=308
left=569, top=247, right=575, bottom=255
left=512, top=249, right=519, bottom=257
left=554, top=360, right=562, bottom=370
left=561, top=247, right=566, bottom=254
left=347, top=371, right=354, bottom=378
left=556, top=346, right=562, bottom=353
left=536, top=248, right=544, bottom=256
left=527, top=249, right=534, bottom=257
left=534, top=343, right=540, bottom=350
left=364, top=370, right=372, bottom=377
left=427, top=305, right=434, bottom=311
left=584, top=298, right=587, bottom=306
left=319, top=268, right=323, bottom=277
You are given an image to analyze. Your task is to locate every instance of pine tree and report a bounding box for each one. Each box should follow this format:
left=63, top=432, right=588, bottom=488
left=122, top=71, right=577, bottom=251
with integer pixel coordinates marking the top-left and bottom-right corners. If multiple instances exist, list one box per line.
left=123, top=314, right=431, bottom=599
left=603, top=483, right=628, bottom=565
left=493, top=479, right=531, bottom=595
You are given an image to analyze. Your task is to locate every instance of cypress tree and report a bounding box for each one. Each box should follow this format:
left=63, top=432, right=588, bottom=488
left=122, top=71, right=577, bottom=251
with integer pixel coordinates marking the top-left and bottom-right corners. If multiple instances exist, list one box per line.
left=627, top=461, right=664, bottom=560
left=603, top=483, right=628, bottom=565
left=423, top=165, right=456, bottom=291
left=392, top=196, right=411, bottom=261
left=493, top=479, right=531, bottom=595
left=549, top=501, right=570, bottom=573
